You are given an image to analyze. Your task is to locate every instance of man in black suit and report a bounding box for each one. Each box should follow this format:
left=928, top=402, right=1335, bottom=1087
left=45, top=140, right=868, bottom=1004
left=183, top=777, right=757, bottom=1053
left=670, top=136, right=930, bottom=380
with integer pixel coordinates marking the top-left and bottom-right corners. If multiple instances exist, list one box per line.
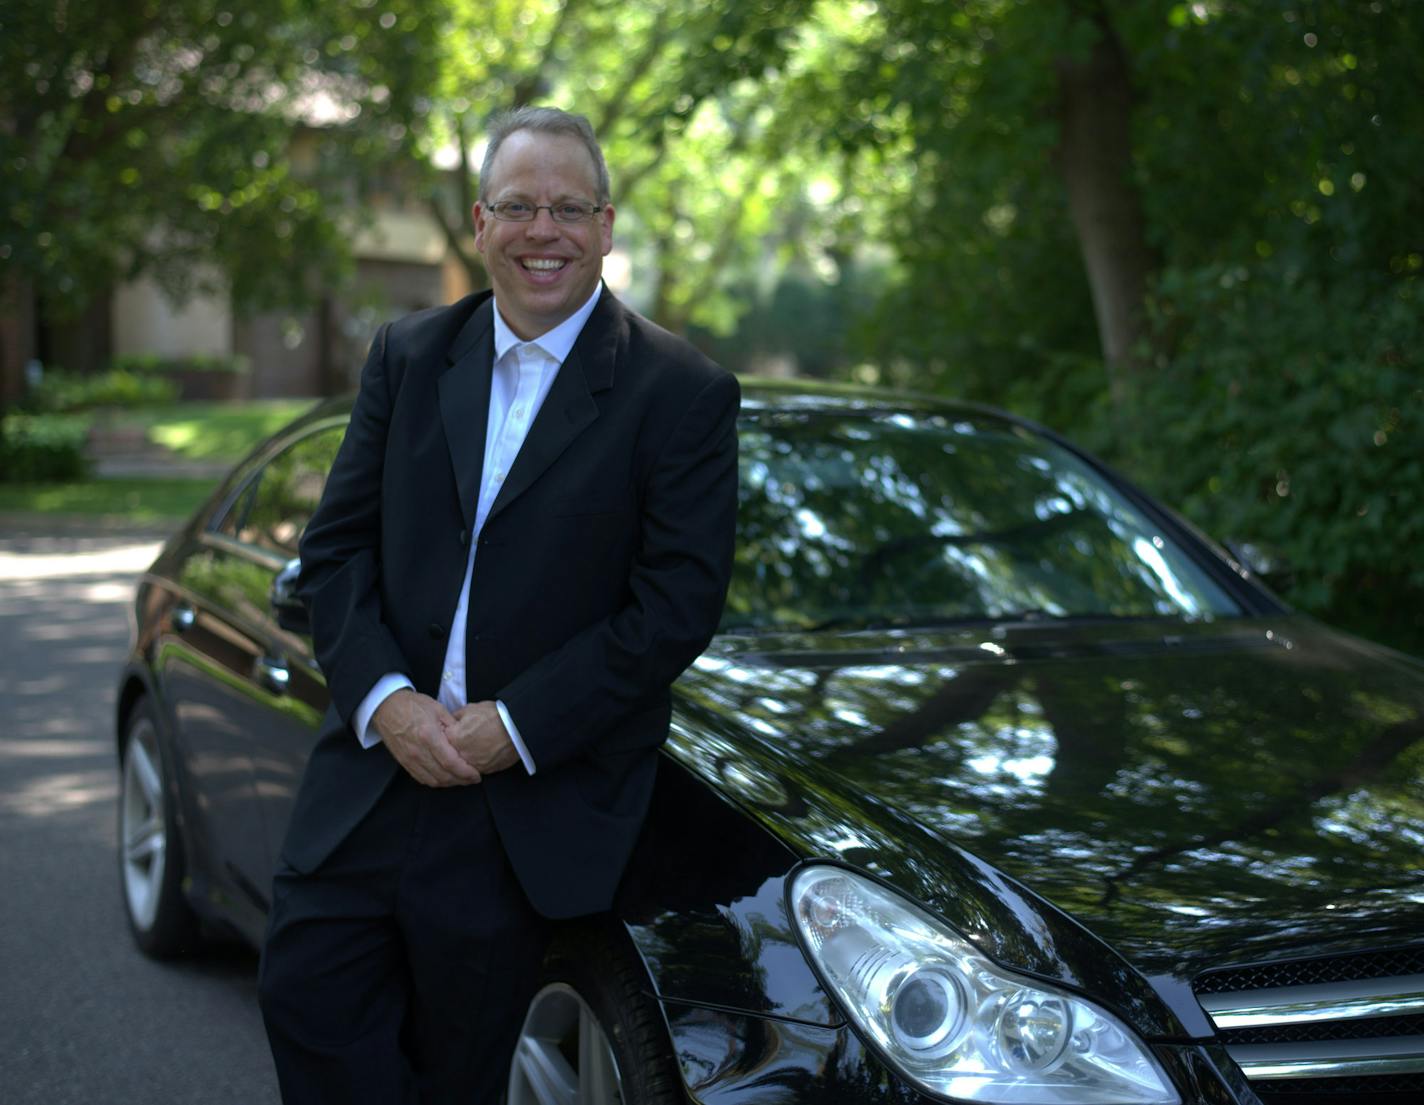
left=257, top=106, right=740, bottom=1103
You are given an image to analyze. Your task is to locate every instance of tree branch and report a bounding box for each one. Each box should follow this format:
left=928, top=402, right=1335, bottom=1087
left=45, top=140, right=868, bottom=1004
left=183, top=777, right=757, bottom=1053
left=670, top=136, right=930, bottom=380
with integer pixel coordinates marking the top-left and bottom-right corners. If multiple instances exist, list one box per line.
left=593, top=6, right=675, bottom=139
left=510, top=0, right=586, bottom=107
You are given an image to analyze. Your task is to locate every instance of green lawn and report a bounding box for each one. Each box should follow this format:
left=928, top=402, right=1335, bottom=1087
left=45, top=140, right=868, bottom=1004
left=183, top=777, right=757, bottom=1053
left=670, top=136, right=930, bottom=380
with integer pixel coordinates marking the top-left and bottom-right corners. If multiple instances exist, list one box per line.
left=104, top=398, right=317, bottom=462
left=1, top=399, right=319, bottom=522
left=0, top=478, right=220, bottom=521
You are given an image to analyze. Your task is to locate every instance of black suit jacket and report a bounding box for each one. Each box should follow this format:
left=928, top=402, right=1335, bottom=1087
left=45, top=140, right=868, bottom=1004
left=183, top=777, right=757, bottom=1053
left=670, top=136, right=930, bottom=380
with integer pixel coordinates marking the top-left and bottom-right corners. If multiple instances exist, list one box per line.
left=287, top=288, right=739, bottom=918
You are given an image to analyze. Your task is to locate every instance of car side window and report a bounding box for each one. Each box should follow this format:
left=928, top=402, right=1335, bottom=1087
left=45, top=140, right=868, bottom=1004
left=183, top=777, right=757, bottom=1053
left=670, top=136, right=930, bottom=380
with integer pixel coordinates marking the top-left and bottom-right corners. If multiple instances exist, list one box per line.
left=215, top=425, right=345, bottom=557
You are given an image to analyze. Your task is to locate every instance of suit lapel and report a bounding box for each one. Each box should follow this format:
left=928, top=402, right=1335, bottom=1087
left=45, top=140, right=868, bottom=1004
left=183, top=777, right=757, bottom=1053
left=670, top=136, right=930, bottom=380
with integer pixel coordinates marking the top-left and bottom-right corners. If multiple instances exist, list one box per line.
left=487, top=290, right=624, bottom=523
left=438, top=297, right=496, bottom=532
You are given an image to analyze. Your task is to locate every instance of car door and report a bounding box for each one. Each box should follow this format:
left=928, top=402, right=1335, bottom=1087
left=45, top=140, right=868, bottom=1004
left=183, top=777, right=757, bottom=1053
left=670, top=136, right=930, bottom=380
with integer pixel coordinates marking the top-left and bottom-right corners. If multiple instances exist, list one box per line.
left=164, top=419, right=341, bottom=917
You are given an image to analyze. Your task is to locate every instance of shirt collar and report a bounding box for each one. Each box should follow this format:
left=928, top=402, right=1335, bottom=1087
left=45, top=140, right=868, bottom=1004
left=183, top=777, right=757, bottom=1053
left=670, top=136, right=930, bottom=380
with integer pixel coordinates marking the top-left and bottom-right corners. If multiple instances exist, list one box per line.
left=491, top=283, right=603, bottom=366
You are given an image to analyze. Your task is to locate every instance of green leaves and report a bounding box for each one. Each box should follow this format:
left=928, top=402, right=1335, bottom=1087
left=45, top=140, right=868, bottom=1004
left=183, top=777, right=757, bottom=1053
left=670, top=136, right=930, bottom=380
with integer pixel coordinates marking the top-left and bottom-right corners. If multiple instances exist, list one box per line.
left=1135, top=265, right=1424, bottom=647
left=0, top=0, right=444, bottom=315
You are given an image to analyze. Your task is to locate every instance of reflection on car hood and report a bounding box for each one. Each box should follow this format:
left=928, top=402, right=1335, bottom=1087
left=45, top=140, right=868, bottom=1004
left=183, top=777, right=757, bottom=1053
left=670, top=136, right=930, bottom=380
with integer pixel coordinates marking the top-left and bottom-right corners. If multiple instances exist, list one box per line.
left=671, top=615, right=1424, bottom=979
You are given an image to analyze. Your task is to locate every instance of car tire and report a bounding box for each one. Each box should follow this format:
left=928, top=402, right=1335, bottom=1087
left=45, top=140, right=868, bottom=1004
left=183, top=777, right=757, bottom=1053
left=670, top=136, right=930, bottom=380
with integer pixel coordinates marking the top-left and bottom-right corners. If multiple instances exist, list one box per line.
left=507, top=921, right=682, bottom=1105
left=118, top=700, right=198, bottom=958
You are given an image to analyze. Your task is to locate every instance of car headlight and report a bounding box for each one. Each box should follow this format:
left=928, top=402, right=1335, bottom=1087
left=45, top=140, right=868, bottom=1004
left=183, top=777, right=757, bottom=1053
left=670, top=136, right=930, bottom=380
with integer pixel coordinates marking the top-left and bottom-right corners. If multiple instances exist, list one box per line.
left=790, top=866, right=1180, bottom=1104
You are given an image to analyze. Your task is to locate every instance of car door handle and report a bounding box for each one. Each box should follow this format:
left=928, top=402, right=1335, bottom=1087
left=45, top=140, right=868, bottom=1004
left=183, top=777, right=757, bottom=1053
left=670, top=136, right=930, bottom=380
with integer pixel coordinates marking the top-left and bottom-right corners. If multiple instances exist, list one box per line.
left=171, top=603, right=196, bottom=633
left=254, top=655, right=291, bottom=696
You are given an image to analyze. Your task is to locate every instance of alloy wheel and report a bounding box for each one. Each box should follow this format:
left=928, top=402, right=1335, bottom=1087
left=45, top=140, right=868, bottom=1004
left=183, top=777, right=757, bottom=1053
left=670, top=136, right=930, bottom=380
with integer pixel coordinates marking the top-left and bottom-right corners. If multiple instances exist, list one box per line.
left=507, top=981, right=624, bottom=1105
left=120, top=717, right=168, bottom=932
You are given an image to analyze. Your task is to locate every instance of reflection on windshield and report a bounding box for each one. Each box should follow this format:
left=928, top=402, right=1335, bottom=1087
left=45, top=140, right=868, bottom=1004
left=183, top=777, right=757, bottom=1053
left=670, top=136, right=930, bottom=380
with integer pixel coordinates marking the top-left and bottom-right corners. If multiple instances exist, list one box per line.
left=723, top=409, right=1241, bottom=632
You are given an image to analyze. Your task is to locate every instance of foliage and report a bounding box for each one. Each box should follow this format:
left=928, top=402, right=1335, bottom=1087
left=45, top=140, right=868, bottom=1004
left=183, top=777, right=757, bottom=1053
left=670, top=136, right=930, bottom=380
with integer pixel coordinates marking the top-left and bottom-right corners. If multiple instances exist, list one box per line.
left=0, top=0, right=444, bottom=316
left=772, top=0, right=1424, bottom=654
left=112, top=353, right=251, bottom=376
left=826, top=0, right=1424, bottom=408
left=0, top=414, right=91, bottom=481
left=1122, top=1, right=1424, bottom=282
left=812, top=0, right=1102, bottom=422
left=23, top=369, right=179, bottom=413
left=1136, top=266, right=1424, bottom=653
left=408, top=0, right=854, bottom=334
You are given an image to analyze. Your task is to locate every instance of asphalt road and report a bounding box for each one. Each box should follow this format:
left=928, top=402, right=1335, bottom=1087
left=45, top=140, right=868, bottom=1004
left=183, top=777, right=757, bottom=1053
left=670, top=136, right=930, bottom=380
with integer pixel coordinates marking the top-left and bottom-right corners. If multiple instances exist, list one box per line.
left=0, top=519, right=281, bottom=1104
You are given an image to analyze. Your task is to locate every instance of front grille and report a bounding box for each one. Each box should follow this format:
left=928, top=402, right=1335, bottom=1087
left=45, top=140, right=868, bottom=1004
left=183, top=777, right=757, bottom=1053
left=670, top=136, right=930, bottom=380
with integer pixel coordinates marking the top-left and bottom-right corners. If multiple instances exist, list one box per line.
left=1196, top=948, right=1424, bottom=995
left=1192, top=948, right=1424, bottom=1103
left=1225, top=1013, right=1424, bottom=1045
left=1255, top=1073, right=1424, bottom=1095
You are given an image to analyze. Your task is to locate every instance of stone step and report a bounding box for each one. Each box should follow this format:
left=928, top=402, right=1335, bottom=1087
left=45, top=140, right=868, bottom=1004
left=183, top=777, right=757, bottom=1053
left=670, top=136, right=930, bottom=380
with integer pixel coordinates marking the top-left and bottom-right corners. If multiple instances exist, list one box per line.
left=81, top=424, right=232, bottom=480
left=91, top=456, right=229, bottom=480
left=84, top=424, right=155, bottom=456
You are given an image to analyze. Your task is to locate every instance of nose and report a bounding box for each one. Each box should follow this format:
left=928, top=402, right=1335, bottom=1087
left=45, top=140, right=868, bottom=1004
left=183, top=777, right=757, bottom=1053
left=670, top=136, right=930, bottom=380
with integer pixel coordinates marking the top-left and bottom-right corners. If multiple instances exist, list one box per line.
left=524, top=208, right=561, bottom=238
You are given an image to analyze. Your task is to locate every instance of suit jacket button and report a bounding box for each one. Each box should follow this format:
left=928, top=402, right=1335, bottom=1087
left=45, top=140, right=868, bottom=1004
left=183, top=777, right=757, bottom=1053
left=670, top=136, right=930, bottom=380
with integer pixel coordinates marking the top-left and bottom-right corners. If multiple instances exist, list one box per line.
left=459, top=529, right=469, bottom=547
left=428, top=622, right=446, bottom=639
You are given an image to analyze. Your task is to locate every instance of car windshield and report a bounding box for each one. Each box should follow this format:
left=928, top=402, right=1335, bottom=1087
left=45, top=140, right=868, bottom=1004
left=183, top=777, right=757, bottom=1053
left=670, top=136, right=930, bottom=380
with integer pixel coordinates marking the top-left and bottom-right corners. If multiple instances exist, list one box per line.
left=722, top=405, right=1244, bottom=633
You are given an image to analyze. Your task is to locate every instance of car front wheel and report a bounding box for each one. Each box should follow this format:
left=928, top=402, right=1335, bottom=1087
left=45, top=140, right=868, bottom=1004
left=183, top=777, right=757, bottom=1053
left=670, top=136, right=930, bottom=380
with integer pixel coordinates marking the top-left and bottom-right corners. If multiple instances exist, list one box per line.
left=507, top=923, right=681, bottom=1105
left=119, top=700, right=197, bottom=957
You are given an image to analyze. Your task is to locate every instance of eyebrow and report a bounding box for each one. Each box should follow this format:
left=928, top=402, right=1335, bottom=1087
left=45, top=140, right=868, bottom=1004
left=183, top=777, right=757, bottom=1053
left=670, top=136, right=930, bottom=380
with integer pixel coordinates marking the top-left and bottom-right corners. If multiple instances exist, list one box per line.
left=491, top=192, right=596, bottom=204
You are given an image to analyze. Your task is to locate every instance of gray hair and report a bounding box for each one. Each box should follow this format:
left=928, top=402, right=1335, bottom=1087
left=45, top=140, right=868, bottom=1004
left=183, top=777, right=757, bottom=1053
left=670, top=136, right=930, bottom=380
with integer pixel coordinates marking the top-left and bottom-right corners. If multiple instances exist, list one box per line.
left=478, top=106, right=612, bottom=205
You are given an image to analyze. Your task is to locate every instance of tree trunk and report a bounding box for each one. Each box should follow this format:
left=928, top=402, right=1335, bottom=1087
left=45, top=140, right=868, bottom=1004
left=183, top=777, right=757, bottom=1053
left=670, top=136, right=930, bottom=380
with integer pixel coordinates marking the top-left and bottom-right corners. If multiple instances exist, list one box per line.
left=0, top=275, right=38, bottom=410
left=1055, top=10, right=1156, bottom=432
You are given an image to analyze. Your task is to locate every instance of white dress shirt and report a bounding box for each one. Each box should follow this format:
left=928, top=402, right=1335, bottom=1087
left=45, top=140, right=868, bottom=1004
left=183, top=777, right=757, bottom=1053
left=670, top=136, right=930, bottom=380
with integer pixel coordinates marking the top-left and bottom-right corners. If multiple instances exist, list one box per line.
left=351, top=284, right=604, bottom=774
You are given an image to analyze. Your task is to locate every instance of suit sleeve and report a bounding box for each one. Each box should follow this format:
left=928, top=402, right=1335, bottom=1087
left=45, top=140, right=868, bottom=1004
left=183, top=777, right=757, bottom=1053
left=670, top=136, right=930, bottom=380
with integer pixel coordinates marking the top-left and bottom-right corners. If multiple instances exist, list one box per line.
left=498, top=370, right=740, bottom=772
left=296, top=324, right=413, bottom=726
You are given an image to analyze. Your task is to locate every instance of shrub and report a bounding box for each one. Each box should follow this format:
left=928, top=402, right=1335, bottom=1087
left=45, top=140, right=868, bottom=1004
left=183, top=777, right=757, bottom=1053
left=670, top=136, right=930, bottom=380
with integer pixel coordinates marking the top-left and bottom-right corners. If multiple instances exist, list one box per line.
left=0, top=414, right=92, bottom=482
left=111, top=353, right=250, bottom=376
left=110, top=353, right=251, bottom=400
left=1137, top=265, right=1424, bottom=652
left=24, top=368, right=179, bottom=413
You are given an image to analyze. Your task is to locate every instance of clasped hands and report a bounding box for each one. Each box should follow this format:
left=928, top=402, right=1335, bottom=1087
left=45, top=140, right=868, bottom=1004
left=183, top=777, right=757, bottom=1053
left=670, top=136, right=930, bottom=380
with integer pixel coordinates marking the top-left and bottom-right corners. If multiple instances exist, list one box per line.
left=371, top=689, right=520, bottom=787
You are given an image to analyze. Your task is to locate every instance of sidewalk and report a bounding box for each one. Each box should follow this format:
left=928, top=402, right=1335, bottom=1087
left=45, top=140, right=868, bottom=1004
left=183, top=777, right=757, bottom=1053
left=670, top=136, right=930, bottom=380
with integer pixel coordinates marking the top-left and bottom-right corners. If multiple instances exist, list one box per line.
left=0, top=513, right=175, bottom=545
left=0, top=523, right=165, bottom=578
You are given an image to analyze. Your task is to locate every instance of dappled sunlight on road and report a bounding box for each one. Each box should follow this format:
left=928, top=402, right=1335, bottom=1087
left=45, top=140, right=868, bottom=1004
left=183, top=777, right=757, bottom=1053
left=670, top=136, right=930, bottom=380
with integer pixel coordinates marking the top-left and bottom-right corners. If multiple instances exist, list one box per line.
left=0, top=541, right=161, bottom=581
left=0, top=737, right=109, bottom=758
left=0, top=768, right=118, bottom=818
left=0, top=529, right=157, bottom=839
left=0, top=526, right=277, bottom=1105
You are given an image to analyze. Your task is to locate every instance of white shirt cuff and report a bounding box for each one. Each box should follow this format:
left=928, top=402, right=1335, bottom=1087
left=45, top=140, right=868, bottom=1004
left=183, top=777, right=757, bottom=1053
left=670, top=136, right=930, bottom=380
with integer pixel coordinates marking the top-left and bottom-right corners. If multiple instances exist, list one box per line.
left=497, top=699, right=536, bottom=775
left=354, top=673, right=415, bottom=748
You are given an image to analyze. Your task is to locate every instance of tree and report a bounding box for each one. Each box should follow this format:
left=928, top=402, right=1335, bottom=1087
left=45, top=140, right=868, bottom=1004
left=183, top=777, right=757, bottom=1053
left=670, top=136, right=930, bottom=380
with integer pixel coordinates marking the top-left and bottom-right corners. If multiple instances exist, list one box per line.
left=834, top=0, right=1424, bottom=649
left=407, top=0, right=827, bottom=336
left=0, top=1, right=442, bottom=356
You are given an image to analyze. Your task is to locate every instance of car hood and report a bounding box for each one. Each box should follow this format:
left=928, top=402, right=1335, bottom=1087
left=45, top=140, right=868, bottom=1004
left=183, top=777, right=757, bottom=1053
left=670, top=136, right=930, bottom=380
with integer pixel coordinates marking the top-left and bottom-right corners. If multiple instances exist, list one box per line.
left=671, top=615, right=1424, bottom=985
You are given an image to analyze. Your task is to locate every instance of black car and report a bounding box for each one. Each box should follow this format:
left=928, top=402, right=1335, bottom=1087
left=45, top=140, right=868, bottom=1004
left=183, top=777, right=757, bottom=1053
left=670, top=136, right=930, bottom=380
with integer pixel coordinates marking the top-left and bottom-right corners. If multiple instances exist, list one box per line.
left=116, top=380, right=1424, bottom=1105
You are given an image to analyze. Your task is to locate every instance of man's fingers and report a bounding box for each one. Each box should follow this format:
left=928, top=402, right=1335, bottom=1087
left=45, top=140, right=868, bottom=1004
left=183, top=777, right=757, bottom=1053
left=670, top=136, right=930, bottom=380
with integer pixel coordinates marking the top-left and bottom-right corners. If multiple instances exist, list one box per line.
left=423, top=723, right=482, bottom=784
left=432, top=737, right=482, bottom=783
left=386, top=719, right=480, bottom=787
left=373, top=692, right=486, bottom=786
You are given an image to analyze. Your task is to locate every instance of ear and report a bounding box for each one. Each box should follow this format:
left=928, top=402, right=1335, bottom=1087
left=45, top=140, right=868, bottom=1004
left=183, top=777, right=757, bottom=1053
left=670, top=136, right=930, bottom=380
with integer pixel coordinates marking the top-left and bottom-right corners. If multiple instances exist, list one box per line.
left=600, top=204, right=615, bottom=256
left=473, top=203, right=488, bottom=251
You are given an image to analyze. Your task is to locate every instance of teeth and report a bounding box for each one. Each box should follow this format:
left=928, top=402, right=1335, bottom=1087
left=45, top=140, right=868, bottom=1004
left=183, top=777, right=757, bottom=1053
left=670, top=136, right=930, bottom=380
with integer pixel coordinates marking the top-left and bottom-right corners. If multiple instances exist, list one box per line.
left=522, top=258, right=566, bottom=271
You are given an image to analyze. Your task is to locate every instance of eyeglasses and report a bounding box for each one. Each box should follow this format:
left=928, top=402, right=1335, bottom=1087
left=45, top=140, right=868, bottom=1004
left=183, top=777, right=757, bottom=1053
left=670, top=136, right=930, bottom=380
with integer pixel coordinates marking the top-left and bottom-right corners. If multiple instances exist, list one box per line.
left=485, top=201, right=604, bottom=224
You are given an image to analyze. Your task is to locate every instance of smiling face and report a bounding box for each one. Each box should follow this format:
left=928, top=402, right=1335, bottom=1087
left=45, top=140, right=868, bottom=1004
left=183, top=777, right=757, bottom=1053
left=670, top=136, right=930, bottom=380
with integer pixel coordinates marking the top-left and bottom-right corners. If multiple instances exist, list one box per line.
left=473, top=129, right=614, bottom=341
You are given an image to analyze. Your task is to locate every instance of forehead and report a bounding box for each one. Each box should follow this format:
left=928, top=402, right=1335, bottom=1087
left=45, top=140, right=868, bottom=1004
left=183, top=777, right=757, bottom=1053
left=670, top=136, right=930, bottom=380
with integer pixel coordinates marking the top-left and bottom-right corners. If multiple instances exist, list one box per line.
left=484, top=130, right=600, bottom=197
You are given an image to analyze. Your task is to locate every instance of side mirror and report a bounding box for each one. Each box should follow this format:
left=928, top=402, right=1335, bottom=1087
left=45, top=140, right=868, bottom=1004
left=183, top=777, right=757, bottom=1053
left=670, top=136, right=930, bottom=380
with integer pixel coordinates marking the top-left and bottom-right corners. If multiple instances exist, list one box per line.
left=270, top=557, right=311, bottom=635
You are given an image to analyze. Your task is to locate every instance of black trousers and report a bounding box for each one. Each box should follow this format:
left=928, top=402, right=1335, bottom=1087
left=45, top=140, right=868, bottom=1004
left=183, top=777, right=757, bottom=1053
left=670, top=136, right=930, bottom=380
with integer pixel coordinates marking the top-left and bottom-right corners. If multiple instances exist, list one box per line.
left=258, top=771, right=551, bottom=1104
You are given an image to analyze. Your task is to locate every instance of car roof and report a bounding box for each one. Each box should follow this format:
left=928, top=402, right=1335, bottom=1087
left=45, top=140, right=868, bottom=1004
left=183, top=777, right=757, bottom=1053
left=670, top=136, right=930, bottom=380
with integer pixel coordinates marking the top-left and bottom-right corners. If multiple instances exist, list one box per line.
left=285, top=376, right=1025, bottom=433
